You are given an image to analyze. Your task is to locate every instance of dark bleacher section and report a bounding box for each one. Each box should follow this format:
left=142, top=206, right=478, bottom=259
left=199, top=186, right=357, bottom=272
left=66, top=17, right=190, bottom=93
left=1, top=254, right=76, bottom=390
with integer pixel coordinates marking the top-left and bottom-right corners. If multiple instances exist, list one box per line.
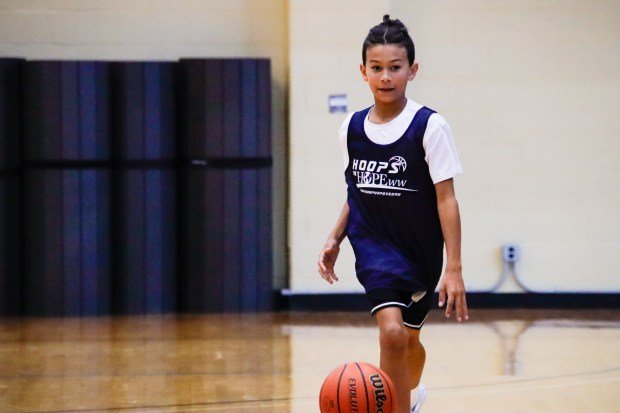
left=0, top=58, right=23, bottom=316
left=0, top=58, right=272, bottom=316
left=178, top=59, right=272, bottom=313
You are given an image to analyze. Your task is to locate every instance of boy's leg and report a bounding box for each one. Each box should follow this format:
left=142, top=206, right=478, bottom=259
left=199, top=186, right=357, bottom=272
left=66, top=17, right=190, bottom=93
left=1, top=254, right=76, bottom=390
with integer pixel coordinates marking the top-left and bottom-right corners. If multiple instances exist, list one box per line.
left=407, top=328, right=427, bottom=412
left=375, top=307, right=412, bottom=413
left=401, top=291, right=431, bottom=411
left=407, top=328, right=425, bottom=389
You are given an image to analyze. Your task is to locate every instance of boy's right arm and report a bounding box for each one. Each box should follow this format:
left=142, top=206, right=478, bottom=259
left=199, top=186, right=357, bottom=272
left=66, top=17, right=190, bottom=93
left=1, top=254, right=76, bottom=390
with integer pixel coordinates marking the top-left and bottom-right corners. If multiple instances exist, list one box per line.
left=318, top=201, right=349, bottom=284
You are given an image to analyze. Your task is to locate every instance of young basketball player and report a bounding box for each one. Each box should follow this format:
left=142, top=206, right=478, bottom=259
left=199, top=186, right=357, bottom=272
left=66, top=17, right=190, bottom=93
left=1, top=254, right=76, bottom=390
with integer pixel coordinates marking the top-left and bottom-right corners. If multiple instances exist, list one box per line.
left=318, top=15, right=468, bottom=413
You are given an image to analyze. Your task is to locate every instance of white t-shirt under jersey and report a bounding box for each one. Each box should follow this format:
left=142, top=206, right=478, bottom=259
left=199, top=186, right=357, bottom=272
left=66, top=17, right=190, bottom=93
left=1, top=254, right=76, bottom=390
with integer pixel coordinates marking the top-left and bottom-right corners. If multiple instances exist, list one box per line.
left=339, top=98, right=463, bottom=184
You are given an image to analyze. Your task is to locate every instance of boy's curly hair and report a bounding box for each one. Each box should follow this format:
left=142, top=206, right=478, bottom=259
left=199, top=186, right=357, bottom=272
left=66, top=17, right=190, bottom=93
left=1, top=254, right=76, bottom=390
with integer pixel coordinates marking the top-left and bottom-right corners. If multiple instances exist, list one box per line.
left=362, top=15, right=415, bottom=66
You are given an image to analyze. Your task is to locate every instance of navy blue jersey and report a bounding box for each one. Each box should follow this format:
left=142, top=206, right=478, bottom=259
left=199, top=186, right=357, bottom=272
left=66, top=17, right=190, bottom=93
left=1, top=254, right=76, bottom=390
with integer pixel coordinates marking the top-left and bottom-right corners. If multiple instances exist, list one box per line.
left=345, top=106, right=444, bottom=295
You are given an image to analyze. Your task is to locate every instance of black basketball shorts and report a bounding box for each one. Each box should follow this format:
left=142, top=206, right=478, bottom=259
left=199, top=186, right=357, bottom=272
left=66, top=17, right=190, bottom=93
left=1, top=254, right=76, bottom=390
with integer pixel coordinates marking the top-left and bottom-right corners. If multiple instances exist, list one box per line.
left=367, top=288, right=432, bottom=329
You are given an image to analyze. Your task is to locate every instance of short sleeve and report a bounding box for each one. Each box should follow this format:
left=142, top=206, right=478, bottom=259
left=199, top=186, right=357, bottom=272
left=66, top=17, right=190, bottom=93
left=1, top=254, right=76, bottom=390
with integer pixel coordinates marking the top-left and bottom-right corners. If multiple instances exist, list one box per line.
left=339, top=112, right=354, bottom=170
left=423, top=113, right=463, bottom=184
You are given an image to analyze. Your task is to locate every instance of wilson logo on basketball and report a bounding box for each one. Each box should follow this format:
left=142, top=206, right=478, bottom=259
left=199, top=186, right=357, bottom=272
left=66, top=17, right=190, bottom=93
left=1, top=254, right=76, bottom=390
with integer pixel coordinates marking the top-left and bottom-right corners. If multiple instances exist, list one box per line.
left=319, top=362, right=395, bottom=413
left=369, top=374, right=387, bottom=413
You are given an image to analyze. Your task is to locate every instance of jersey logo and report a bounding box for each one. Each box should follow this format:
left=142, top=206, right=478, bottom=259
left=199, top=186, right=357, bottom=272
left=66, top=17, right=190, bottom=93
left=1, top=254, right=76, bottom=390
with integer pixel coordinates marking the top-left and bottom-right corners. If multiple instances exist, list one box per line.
left=388, top=156, right=407, bottom=173
left=351, top=156, right=416, bottom=195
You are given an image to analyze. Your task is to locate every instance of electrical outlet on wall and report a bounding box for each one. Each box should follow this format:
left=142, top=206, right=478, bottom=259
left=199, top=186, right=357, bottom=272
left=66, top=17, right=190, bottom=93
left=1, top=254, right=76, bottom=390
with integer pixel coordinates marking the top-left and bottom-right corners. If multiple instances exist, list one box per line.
left=502, top=244, right=521, bottom=263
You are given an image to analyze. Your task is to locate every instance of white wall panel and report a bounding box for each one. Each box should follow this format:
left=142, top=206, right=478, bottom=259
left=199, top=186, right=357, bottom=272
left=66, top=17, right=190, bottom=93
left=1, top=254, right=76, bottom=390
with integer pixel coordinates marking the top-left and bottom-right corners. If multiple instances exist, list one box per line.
left=289, top=0, right=620, bottom=293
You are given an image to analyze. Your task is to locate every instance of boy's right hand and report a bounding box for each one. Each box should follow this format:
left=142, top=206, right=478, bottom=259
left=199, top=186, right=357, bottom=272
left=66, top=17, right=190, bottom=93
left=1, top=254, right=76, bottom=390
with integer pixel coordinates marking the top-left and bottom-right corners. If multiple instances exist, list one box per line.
left=318, top=241, right=340, bottom=284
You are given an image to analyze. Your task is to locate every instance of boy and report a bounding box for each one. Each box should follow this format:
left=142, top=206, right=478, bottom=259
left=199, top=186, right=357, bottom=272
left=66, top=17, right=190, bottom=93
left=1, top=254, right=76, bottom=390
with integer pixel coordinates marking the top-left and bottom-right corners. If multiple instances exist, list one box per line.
left=318, top=15, right=468, bottom=413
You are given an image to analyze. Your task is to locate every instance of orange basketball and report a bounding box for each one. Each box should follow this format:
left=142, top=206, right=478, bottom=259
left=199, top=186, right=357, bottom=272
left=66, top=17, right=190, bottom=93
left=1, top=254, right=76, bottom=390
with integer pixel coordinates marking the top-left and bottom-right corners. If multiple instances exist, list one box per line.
left=319, top=362, right=397, bottom=413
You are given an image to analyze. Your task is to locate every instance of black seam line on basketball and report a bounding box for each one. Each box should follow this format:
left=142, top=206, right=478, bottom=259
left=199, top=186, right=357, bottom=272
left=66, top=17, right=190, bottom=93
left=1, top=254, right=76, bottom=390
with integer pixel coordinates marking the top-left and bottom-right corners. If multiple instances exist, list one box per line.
left=377, top=368, right=393, bottom=411
left=355, top=362, right=371, bottom=412
left=337, top=362, right=346, bottom=413
left=19, top=396, right=297, bottom=413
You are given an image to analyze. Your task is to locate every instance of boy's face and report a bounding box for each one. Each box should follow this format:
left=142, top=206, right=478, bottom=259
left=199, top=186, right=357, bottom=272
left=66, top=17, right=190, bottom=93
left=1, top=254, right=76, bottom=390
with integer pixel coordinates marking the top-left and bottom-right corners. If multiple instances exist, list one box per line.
left=360, top=44, right=418, bottom=106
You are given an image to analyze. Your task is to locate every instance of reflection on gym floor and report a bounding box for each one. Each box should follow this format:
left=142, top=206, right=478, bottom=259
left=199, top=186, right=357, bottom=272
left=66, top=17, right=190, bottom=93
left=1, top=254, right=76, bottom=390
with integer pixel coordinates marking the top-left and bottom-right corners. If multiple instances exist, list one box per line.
left=0, top=310, right=618, bottom=412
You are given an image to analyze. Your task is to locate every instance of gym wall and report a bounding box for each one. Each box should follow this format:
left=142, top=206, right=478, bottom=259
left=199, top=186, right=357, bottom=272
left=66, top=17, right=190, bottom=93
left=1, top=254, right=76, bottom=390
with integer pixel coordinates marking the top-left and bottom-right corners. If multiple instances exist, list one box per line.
left=288, top=0, right=620, bottom=295
left=1, top=1, right=618, bottom=304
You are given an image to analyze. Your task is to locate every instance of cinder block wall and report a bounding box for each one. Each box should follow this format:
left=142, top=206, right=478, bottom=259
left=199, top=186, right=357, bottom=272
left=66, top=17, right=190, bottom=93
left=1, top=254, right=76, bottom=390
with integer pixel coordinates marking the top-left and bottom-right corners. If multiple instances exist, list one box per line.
left=288, top=0, right=620, bottom=293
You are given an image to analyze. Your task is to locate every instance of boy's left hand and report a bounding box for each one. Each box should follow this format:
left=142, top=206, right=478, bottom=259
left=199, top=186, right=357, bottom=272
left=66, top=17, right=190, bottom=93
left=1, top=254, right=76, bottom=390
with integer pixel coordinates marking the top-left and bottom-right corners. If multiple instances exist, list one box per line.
left=438, top=268, right=468, bottom=322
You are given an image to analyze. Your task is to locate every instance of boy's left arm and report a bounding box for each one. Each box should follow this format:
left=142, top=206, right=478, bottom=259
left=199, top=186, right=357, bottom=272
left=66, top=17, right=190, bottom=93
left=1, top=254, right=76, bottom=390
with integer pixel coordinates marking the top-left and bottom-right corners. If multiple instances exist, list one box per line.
left=435, top=178, right=468, bottom=322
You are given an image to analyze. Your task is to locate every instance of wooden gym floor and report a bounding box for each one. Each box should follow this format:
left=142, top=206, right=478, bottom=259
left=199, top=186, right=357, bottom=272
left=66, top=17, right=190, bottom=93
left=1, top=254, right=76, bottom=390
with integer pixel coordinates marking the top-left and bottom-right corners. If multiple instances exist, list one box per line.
left=0, top=309, right=618, bottom=413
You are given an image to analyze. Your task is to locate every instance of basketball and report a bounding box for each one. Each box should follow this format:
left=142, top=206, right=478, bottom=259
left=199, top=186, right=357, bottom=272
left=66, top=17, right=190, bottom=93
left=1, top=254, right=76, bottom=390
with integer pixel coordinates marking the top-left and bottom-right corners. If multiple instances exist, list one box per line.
left=319, top=362, right=396, bottom=413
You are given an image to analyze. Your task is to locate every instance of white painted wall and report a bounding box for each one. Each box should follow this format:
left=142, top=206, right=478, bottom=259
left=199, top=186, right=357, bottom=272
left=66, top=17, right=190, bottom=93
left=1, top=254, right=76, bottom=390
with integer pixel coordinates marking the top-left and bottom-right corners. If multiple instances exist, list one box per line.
left=0, top=0, right=289, bottom=288
left=289, top=0, right=620, bottom=293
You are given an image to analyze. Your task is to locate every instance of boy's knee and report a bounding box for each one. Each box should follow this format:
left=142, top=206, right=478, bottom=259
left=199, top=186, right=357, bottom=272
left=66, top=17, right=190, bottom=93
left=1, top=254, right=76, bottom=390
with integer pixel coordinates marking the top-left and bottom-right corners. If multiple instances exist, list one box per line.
left=408, top=329, right=421, bottom=346
left=379, top=323, right=409, bottom=351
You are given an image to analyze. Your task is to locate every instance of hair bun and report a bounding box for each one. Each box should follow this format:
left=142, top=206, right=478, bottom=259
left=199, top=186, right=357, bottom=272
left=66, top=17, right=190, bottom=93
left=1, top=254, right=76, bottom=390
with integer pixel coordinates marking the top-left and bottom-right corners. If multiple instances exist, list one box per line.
left=362, top=15, right=415, bottom=65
